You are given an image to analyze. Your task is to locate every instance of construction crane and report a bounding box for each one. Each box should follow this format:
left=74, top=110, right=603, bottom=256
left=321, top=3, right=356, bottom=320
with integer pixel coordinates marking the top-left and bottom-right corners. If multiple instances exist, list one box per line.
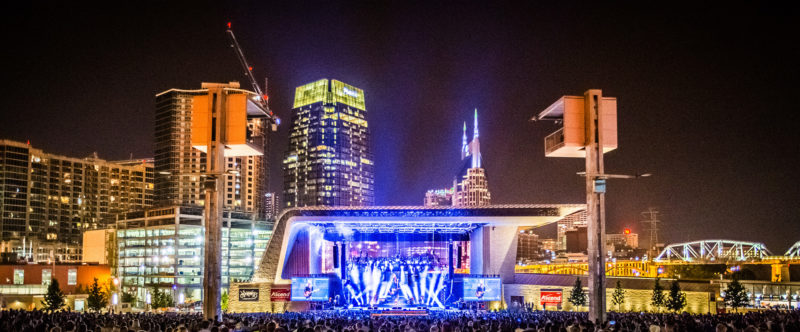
left=225, top=22, right=279, bottom=128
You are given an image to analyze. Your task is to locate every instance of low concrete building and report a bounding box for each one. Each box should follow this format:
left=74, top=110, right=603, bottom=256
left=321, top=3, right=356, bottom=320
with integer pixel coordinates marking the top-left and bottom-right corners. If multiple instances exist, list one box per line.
left=505, top=274, right=715, bottom=314
left=0, top=263, right=111, bottom=311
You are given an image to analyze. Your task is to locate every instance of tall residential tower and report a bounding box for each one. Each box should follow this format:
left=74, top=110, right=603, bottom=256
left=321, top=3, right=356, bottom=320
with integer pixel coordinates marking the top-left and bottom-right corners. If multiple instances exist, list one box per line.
left=154, top=82, right=270, bottom=217
left=283, top=79, right=374, bottom=207
left=0, top=139, right=153, bottom=262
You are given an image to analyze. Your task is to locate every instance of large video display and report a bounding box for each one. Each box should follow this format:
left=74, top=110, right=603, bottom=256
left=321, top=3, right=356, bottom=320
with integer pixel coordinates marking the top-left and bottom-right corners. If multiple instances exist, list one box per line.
left=462, top=277, right=502, bottom=301
left=291, top=277, right=330, bottom=301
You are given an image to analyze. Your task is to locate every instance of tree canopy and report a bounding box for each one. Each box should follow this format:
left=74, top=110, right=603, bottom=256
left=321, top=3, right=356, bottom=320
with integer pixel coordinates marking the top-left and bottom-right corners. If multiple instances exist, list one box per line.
left=42, top=278, right=66, bottom=311
left=568, top=278, right=587, bottom=308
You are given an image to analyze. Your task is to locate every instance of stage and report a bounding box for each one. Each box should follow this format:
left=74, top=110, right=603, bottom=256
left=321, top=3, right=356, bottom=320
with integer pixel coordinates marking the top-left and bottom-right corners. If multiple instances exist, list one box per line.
left=229, top=205, right=586, bottom=313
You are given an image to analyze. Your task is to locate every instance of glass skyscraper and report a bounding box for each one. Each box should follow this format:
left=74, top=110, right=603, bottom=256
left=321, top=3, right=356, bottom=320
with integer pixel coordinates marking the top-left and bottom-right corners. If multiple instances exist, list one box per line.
left=283, top=79, right=374, bottom=207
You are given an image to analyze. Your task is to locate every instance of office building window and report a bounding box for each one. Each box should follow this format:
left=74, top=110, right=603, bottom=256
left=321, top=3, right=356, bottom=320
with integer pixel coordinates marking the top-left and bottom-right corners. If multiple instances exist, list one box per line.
left=42, top=269, right=52, bottom=286
left=68, top=269, right=77, bottom=285
left=14, top=269, right=24, bottom=285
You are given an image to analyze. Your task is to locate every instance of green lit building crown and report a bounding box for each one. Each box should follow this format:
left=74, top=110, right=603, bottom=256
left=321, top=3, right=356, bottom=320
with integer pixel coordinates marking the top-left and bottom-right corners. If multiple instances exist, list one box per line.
left=283, top=79, right=373, bottom=207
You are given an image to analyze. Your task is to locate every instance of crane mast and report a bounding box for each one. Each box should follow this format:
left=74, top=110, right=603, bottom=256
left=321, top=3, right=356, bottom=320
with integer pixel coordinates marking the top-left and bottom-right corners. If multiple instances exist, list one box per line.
left=225, top=22, right=278, bottom=124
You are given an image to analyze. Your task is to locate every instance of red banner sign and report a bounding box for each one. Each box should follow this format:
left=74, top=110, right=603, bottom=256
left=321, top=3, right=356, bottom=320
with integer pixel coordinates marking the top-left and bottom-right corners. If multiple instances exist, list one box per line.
left=270, top=288, right=291, bottom=302
left=540, top=290, right=562, bottom=305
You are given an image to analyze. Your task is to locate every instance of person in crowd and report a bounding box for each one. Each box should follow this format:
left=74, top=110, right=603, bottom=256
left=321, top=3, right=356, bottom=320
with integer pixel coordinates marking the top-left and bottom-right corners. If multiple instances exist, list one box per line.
left=1, top=307, right=800, bottom=332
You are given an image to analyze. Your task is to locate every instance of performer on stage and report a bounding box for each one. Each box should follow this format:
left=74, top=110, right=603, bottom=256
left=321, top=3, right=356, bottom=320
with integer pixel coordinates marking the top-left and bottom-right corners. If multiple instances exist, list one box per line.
left=303, top=280, right=316, bottom=299
left=475, top=280, right=486, bottom=299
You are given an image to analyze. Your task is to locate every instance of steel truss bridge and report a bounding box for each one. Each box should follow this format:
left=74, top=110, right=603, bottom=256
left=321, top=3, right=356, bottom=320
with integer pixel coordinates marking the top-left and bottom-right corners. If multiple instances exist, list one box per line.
left=787, top=241, right=800, bottom=258
left=655, top=240, right=772, bottom=262
left=517, top=239, right=800, bottom=279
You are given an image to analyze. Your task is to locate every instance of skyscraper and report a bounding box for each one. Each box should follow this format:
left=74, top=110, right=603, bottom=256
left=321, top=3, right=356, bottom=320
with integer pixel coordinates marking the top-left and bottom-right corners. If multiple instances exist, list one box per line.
left=452, top=110, right=491, bottom=206
left=114, top=82, right=275, bottom=302
left=154, top=82, right=270, bottom=217
left=264, top=192, right=280, bottom=220
left=426, top=109, right=491, bottom=206
left=0, top=139, right=153, bottom=262
left=283, top=79, right=373, bottom=207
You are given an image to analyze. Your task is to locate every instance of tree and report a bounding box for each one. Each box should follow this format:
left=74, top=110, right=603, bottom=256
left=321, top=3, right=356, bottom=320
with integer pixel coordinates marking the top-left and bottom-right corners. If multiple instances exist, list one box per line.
left=74, top=283, right=88, bottom=294
left=665, top=280, right=687, bottom=312
left=724, top=277, right=749, bottom=312
left=221, top=290, right=229, bottom=312
left=567, top=278, right=587, bottom=308
left=42, top=278, right=66, bottom=311
left=150, top=287, right=174, bottom=309
left=161, top=291, right=174, bottom=308
left=103, top=278, right=118, bottom=296
left=87, top=278, right=108, bottom=312
left=650, top=277, right=666, bottom=312
left=611, top=280, right=626, bottom=311
left=122, top=291, right=137, bottom=306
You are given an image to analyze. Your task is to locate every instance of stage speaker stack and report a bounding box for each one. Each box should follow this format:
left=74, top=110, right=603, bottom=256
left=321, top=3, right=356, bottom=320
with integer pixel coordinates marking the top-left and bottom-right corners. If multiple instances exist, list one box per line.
left=456, top=245, right=462, bottom=268
left=333, top=244, right=339, bottom=268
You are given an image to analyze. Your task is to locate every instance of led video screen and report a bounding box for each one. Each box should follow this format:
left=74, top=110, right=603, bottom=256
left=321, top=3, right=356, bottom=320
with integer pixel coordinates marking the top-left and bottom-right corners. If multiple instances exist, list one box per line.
left=291, top=277, right=330, bottom=301
left=462, top=277, right=501, bottom=301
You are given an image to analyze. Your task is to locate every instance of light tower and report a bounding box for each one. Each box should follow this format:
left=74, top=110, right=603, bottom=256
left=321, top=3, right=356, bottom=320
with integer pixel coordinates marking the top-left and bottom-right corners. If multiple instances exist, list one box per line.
left=532, top=90, right=638, bottom=323
left=191, top=83, right=271, bottom=320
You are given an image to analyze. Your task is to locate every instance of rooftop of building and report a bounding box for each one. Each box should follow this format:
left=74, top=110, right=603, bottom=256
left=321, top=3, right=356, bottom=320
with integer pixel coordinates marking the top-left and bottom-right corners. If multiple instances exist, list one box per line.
left=0, top=139, right=153, bottom=169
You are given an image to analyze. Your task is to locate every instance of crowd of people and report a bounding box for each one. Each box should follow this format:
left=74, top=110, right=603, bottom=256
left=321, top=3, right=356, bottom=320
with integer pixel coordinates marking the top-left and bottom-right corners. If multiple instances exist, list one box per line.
left=1, top=308, right=799, bottom=332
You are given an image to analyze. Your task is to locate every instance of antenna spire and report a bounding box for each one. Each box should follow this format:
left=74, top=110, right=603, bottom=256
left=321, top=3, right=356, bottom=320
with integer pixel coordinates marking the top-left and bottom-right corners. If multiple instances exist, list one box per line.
left=473, top=108, right=479, bottom=139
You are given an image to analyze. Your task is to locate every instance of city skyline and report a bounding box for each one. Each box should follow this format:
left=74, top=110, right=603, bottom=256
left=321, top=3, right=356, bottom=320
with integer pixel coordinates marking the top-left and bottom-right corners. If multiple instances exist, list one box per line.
left=1, top=2, right=797, bottom=251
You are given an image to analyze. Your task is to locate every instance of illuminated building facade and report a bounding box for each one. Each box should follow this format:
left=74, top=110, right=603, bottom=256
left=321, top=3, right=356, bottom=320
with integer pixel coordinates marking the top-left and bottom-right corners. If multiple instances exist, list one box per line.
left=264, top=192, right=280, bottom=220
left=115, top=206, right=271, bottom=306
left=0, top=263, right=111, bottom=311
left=453, top=110, right=491, bottom=206
left=154, top=82, right=270, bottom=218
left=517, top=230, right=542, bottom=263
left=0, top=139, right=153, bottom=262
left=607, top=231, right=639, bottom=249
left=426, top=110, right=491, bottom=207
left=557, top=211, right=587, bottom=251
left=283, top=79, right=373, bottom=208
left=227, top=204, right=586, bottom=313
left=424, top=188, right=453, bottom=206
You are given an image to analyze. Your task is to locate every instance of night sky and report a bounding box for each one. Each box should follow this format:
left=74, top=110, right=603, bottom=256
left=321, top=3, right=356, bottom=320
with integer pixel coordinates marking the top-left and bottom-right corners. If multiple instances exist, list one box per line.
left=2, top=2, right=798, bottom=251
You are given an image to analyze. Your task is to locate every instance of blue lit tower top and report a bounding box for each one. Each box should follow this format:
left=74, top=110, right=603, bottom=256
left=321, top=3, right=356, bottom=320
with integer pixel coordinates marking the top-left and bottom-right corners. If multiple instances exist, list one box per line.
left=470, top=109, right=481, bottom=168
left=461, top=122, right=468, bottom=160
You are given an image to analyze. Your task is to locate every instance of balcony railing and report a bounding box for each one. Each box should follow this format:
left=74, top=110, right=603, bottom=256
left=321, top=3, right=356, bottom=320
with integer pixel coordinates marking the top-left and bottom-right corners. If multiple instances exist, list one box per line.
left=544, top=128, right=565, bottom=155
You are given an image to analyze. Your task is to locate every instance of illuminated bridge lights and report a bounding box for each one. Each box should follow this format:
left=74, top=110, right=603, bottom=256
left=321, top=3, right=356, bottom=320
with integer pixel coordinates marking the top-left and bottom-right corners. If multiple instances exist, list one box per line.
left=786, top=241, right=800, bottom=258
left=655, top=240, right=773, bottom=262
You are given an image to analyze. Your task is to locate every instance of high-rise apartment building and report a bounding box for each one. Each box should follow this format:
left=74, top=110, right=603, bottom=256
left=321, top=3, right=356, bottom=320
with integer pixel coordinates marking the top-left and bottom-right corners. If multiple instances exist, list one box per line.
left=264, top=192, right=280, bottom=220
left=557, top=211, right=587, bottom=251
left=517, top=230, right=542, bottom=263
left=283, top=79, right=373, bottom=207
left=154, top=82, right=270, bottom=217
left=0, top=139, right=153, bottom=262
